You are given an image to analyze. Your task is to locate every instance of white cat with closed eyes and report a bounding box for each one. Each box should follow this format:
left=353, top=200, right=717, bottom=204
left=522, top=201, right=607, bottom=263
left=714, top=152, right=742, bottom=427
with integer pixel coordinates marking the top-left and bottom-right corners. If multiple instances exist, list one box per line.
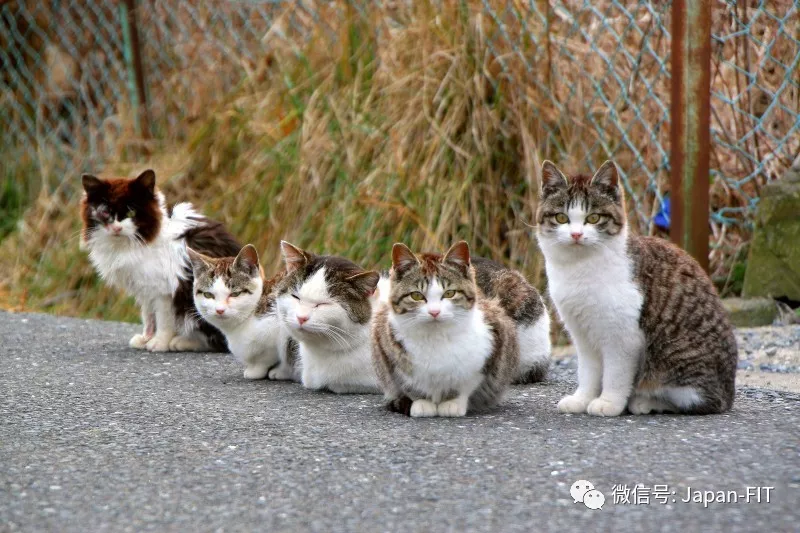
left=273, top=242, right=383, bottom=394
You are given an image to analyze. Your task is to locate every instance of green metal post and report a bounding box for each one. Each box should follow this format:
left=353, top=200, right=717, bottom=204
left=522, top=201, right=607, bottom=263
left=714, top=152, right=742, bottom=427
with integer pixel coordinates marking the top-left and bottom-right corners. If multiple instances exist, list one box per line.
left=120, top=0, right=149, bottom=138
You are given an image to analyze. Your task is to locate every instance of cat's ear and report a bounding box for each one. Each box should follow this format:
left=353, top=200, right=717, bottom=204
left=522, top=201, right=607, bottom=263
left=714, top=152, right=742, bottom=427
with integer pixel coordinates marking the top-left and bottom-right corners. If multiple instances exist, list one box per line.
left=233, top=244, right=260, bottom=277
left=443, top=241, right=471, bottom=274
left=280, top=241, right=309, bottom=274
left=133, top=169, right=156, bottom=194
left=590, top=160, right=620, bottom=194
left=391, top=243, right=418, bottom=274
left=346, top=270, right=380, bottom=296
left=187, top=248, right=214, bottom=274
left=540, top=161, right=568, bottom=197
left=81, top=174, right=105, bottom=196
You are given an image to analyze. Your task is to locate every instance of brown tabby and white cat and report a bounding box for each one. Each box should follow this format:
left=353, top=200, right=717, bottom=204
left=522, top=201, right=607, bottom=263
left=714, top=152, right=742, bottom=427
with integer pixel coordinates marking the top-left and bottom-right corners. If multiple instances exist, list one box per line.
left=536, top=160, right=737, bottom=416
left=80, top=169, right=240, bottom=352
left=372, top=242, right=526, bottom=417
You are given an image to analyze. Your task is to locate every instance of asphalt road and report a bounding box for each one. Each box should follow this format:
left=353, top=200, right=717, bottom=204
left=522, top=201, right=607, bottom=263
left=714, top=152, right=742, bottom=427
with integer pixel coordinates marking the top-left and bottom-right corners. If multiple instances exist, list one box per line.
left=1, top=311, right=798, bottom=532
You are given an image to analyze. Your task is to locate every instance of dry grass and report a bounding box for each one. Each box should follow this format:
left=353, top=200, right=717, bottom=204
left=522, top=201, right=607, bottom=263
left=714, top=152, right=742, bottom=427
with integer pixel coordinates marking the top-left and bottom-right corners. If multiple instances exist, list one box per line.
left=1, top=0, right=798, bottom=320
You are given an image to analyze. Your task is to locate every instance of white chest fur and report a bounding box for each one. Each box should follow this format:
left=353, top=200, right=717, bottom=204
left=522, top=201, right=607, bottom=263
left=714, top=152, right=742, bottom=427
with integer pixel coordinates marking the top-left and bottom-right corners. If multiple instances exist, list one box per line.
left=223, top=314, right=282, bottom=367
left=543, top=240, right=643, bottom=350
left=299, top=332, right=378, bottom=394
left=88, top=236, right=187, bottom=300
left=391, top=308, right=493, bottom=400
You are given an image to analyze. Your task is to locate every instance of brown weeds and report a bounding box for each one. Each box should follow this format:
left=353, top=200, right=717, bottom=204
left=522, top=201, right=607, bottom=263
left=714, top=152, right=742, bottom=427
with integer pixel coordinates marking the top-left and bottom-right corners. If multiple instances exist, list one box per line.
left=1, top=1, right=797, bottom=318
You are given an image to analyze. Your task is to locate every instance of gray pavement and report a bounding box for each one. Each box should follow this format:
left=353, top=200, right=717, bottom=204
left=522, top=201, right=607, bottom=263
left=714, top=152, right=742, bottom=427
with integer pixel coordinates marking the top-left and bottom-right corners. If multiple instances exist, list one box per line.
left=1, top=311, right=798, bottom=532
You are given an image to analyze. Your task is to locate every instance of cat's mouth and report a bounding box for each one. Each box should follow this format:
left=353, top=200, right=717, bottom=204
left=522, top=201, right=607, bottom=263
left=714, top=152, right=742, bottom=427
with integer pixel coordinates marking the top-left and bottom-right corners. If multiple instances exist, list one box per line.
left=104, top=227, right=128, bottom=238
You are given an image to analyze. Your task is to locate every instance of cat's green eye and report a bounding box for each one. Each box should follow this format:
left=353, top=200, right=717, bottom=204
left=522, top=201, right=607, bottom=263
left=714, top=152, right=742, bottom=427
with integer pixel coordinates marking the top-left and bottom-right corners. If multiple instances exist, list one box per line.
left=230, top=291, right=242, bottom=298
left=126, top=208, right=136, bottom=219
left=442, top=290, right=456, bottom=298
left=202, top=291, right=214, bottom=299
left=554, top=213, right=569, bottom=224
left=410, top=292, right=425, bottom=301
left=586, top=213, right=601, bottom=224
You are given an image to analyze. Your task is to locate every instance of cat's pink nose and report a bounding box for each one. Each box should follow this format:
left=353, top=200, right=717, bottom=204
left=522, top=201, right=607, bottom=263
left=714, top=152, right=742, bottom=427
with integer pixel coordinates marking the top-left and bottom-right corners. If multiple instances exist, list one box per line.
left=297, top=315, right=309, bottom=325
left=571, top=232, right=583, bottom=242
left=215, top=308, right=225, bottom=315
left=111, top=226, right=122, bottom=234
left=428, top=309, right=440, bottom=318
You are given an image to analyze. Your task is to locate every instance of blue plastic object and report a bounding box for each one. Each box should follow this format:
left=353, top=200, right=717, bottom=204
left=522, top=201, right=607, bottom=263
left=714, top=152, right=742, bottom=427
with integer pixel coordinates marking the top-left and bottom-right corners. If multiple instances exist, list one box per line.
left=653, top=197, right=671, bottom=230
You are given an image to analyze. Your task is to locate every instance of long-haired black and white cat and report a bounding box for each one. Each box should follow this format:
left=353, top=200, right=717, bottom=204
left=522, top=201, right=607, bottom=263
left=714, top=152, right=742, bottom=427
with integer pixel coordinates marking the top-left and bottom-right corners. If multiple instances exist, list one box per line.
left=80, top=169, right=241, bottom=352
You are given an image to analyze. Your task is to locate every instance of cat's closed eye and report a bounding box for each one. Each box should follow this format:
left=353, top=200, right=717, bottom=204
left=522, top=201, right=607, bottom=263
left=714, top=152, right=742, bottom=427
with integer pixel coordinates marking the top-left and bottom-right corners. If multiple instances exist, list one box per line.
left=291, top=294, right=300, bottom=300
left=314, top=302, right=329, bottom=308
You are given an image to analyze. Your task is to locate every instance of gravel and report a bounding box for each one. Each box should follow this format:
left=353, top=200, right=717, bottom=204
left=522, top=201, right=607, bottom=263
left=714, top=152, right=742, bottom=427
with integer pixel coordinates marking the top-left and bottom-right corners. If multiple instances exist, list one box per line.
left=734, top=326, right=800, bottom=390
left=1, top=311, right=799, bottom=532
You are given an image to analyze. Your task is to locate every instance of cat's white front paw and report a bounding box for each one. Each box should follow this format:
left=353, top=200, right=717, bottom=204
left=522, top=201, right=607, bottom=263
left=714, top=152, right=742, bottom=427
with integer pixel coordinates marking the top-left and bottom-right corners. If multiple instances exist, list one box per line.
left=243, top=364, right=270, bottom=380
left=268, top=363, right=295, bottom=381
left=557, top=394, right=592, bottom=414
left=168, top=335, right=206, bottom=352
left=437, top=398, right=467, bottom=417
left=146, top=336, right=173, bottom=352
left=587, top=397, right=626, bottom=417
left=129, top=334, right=151, bottom=349
left=410, top=399, right=438, bottom=418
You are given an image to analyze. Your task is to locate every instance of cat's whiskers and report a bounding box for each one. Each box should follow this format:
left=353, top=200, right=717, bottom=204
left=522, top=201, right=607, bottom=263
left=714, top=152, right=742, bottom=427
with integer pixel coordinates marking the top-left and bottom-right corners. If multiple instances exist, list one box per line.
left=66, top=227, right=89, bottom=244
left=303, top=324, right=348, bottom=351
left=315, top=324, right=356, bottom=351
left=320, top=322, right=359, bottom=341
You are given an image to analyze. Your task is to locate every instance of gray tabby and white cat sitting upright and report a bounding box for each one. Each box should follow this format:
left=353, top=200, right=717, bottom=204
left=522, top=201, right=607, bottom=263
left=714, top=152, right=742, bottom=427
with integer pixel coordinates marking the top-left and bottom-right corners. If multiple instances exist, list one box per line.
left=188, top=245, right=297, bottom=380
left=80, top=169, right=241, bottom=352
left=274, top=242, right=383, bottom=394
left=536, top=160, right=737, bottom=416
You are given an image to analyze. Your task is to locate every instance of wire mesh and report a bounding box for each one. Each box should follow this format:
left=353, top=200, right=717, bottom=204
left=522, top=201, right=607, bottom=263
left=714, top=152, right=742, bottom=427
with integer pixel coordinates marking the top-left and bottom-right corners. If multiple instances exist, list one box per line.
left=1, top=0, right=798, bottom=250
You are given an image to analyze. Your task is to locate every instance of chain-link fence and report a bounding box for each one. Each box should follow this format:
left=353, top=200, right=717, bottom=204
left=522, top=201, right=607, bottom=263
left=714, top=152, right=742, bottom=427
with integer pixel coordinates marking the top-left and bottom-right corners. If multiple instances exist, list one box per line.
left=2, top=1, right=799, bottom=254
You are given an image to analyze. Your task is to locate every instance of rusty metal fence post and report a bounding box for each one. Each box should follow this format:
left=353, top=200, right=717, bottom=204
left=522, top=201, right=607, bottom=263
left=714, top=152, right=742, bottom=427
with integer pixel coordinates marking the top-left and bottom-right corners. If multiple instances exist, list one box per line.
left=670, top=0, right=712, bottom=272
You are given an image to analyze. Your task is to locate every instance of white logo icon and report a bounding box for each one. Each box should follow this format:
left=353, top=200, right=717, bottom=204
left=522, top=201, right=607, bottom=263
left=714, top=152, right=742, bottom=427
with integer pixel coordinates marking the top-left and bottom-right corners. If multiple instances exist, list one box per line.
left=583, top=489, right=605, bottom=510
left=570, top=480, right=605, bottom=510
left=570, top=480, right=595, bottom=504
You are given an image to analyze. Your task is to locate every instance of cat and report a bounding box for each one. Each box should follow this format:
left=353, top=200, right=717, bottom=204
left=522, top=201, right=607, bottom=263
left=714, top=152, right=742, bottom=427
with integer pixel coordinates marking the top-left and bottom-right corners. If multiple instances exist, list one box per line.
left=471, top=257, right=551, bottom=383
left=536, top=160, right=737, bottom=416
left=188, top=244, right=298, bottom=380
left=274, top=241, right=382, bottom=393
left=80, top=169, right=241, bottom=352
left=372, top=241, right=520, bottom=417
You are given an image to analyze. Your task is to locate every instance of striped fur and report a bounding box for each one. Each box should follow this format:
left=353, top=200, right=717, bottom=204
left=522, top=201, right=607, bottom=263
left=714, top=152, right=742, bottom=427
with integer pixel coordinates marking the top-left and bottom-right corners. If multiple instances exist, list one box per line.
left=536, top=160, right=737, bottom=415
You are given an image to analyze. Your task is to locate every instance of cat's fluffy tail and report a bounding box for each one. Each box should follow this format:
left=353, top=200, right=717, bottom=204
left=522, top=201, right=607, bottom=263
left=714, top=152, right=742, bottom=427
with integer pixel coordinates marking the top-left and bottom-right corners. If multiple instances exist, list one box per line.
left=166, top=201, right=204, bottom=239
